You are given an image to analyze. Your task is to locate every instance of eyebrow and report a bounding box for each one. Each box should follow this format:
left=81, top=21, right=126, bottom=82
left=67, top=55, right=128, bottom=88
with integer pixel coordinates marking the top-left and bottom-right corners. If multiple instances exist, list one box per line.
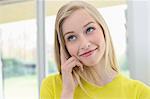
left=63, top=21, right=94, bottom=37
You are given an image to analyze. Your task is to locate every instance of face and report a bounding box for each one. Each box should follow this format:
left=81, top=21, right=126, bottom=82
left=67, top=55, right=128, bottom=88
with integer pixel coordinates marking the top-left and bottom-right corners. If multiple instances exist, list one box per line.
left=62, top=9, right=106, bottom=66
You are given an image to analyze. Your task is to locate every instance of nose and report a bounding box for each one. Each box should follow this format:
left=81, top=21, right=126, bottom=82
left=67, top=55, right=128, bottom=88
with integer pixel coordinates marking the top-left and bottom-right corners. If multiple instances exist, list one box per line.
left=80, top=36, right=91, bottom=50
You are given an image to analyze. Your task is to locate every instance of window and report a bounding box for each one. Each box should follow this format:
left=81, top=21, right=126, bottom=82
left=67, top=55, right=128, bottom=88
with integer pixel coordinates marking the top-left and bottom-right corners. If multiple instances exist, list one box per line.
left=99, top=5, right=129, bottom=76
left=0, top=10, right=38, bottom=99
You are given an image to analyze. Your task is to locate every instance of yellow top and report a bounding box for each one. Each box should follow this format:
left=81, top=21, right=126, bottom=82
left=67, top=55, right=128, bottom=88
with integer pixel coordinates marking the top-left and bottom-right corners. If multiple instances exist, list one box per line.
left=40, top=73, right=150, bottom=99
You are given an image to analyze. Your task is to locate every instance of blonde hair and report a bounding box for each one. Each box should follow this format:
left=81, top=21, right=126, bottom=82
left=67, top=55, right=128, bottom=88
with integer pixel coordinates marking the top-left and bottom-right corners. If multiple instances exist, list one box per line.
left=54, top=0, right=119, bottom=97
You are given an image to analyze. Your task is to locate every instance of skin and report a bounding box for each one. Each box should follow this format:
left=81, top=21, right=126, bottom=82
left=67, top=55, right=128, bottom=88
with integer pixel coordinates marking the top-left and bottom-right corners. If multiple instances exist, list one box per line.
left=63, top=9, right=105, bottom=67
left=60, top=9, right=117, bottom=99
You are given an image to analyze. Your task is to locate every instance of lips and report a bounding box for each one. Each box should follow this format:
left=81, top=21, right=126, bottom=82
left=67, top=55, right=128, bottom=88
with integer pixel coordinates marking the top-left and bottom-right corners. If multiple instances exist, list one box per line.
left=79, top=48, right=97, bottom=57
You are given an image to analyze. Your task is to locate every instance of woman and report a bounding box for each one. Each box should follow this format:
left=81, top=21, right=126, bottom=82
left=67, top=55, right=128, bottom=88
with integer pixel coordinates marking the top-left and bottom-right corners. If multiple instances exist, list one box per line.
left=40, top=1, right=150, bottom=99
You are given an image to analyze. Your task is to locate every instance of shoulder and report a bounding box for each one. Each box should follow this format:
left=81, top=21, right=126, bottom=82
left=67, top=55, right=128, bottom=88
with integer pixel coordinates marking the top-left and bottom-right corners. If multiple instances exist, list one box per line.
left=131, top=79, right=150, bottom=98
left=119, top=73, right=150, bottom=98
left=42, top=73, right=61, bottom=82
left=40, top=73, right=62, bottom=98
left=119, top=73, right=149, bottom=88
left=132, top=79, right=150, bottom=96
left=41, top=73, right=61, bottom=88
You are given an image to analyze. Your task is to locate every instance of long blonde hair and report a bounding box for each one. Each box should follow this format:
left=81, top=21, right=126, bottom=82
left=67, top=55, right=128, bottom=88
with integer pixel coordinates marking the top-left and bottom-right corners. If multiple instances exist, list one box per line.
left=54, top=0, right=119, bottom=96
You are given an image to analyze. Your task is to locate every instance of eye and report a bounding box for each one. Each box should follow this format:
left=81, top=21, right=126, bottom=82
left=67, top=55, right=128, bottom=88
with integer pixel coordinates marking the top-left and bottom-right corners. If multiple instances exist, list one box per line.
left=86, top=27, right=95, bottom=33
left=67, top=35, right=77, bottom=41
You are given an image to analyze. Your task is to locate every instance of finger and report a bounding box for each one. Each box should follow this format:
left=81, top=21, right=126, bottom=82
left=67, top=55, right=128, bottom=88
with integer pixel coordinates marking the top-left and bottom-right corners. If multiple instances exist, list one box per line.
left=63, top=57, right=76, bottom=67
left=75, top=60, right=84, bottom=71
left=71, top=56, right=83, bottom=70
left=61, top=56, right=76, bottom=69
left=67, top=57, right=83, bottom=71
left=61, top=59, right=77, bottom=72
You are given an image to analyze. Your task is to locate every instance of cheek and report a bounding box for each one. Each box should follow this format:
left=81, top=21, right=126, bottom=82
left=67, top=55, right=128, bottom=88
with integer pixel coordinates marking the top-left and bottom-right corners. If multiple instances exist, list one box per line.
left=92, top=31, right=105, bottom=45
left=98, top=35, right=106, bottom=54
left=66, top=43, right=78, bottom=56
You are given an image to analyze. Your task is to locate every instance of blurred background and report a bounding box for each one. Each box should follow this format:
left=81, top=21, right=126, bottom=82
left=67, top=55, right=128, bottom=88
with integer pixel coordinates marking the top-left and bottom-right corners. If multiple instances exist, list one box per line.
left=0, top=0, right=150, bottom=99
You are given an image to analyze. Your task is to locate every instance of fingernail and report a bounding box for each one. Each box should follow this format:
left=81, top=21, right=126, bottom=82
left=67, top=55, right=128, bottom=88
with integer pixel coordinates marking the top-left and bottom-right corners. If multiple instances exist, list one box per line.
left=81, top=67, right=84, bottom=71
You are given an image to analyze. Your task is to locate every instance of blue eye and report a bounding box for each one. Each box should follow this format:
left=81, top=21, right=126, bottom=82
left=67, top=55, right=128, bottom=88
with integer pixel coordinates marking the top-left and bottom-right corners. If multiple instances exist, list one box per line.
left=67, top=35, right=77, bottom=41
left=86, top=27, right=95, bottom=33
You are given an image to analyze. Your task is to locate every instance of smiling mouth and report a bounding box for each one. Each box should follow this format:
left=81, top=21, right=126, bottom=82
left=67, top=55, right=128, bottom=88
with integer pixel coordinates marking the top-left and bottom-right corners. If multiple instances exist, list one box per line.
left=80, top=48, right=97, bottom=57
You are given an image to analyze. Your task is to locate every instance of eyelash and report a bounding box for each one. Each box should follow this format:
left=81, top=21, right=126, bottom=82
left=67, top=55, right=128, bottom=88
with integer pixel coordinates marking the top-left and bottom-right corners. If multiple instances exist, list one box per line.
left=67, top=35, right=77, bottom=41
left=66, top=27, right=95, bottom=42
left=86, top=27, right=95, bottom=33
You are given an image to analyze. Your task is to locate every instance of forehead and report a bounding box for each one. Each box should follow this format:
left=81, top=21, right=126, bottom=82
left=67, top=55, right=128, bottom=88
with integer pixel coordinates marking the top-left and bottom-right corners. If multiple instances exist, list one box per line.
left=62, top=9, right=96, bottom=34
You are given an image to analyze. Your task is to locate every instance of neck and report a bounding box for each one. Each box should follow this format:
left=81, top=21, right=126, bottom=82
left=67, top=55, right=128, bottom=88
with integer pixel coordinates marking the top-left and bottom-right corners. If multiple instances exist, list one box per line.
left=82, top=57, right=118, bottom=86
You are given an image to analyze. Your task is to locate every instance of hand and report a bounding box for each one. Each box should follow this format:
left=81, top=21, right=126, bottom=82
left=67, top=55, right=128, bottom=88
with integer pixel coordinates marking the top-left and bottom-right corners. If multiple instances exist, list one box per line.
left=60, top=47, right=83, bottom=97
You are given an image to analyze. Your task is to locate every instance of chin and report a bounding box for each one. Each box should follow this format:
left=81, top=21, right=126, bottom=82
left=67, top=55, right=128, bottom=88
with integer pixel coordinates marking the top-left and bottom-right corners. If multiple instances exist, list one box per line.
left=81, top=55, right=104, bottom=67
left=81, top=60, right=99, bottom=67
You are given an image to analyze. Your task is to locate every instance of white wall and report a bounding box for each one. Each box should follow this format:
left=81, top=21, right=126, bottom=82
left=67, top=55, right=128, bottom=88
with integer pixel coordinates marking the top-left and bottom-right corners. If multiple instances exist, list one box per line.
left=127, top=0, right=150, bottom=85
